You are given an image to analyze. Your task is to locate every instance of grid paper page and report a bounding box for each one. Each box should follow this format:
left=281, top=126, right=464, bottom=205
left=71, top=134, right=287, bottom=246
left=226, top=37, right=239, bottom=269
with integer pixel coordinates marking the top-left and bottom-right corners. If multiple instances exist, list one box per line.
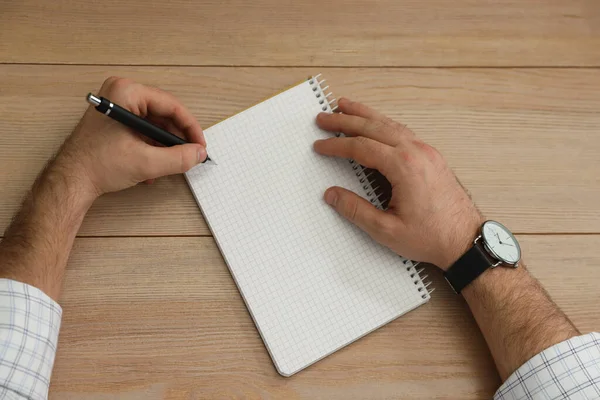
left=185, top=80, right=429, bottom=376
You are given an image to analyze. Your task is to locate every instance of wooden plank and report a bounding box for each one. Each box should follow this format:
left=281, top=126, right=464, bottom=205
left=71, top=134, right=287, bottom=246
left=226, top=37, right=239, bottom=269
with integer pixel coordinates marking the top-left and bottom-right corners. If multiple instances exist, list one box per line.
left=49, top=235, right=600, bottom=399
left=1, top=66, right=599, bottom=236
left=1, top=0, right=599, bottom=67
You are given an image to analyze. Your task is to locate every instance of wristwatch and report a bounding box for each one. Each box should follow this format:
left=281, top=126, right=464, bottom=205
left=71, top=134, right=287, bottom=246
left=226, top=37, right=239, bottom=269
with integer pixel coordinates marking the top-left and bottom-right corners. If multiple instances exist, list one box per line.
left=443, top=220, right=521, bottom=294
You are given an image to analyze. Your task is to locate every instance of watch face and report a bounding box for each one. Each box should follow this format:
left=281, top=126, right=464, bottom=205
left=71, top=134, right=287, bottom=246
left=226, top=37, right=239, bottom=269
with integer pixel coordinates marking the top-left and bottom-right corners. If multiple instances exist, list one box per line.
left=481, top=221, right=521, bottom=264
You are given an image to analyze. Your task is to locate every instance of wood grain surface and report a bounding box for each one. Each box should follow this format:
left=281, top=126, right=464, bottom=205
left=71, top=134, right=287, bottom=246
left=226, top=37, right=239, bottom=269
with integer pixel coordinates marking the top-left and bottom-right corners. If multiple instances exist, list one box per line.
left=2, top=0, right=599, bottom=66
left=3, top=1, right=600, bottom=398
left=1, top=66, right=599, bottom=236
left=49, top=235, right=600, bottom=400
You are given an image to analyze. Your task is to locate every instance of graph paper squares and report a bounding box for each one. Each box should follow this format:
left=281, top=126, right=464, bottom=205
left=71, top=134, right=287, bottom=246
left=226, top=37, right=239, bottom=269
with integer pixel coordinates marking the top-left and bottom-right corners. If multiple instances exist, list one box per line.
left=185, top=80, right=429, bottom=376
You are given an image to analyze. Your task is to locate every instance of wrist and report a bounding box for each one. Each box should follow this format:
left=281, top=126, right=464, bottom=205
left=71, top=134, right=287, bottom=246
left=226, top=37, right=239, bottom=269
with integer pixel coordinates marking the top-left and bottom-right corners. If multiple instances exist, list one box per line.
left=46, top=154, right=100, bottom=210
left=435, top=213, right=485, bottom=271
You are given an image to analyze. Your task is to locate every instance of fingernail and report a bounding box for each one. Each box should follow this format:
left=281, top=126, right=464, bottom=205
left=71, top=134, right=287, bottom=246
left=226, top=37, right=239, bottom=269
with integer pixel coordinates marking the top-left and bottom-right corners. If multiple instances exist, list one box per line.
left=313, top=140, right=323, bottom=152
left=197, top=147, right=207, bottom=163
left=324, top=189, right=337, bottom=206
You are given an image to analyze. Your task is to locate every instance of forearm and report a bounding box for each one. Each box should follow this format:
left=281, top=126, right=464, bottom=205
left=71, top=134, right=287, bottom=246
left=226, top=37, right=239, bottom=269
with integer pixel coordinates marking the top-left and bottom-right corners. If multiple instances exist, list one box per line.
left=313, top=99, right=599, bottom=397
left=0, top=154, right=96, bottom=301
left=462, top=263, right=579, bottom=380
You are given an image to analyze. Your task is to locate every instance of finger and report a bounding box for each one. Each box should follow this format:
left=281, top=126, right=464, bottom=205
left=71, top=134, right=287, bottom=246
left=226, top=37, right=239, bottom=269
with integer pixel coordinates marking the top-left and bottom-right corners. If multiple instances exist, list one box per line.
left=314, top=136, right=392, bottom=174
left=144, top=179, right=155, bottom=185
left=134, top=85, right=206, bottom=146
left=336, top=98, right=389, bottom=122
left=337, top=97, right=414, bottom=139
left=324, top=186, right=398, bottom=243
left=140, top=143, right=207, bottom=179
left=317, top=112, right=402, bottom=146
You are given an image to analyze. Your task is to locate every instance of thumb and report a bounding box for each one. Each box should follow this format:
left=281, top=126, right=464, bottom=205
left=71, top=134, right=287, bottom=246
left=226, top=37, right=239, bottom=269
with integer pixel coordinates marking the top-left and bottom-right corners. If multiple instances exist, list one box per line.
left=324, top=186, right=398, bottom=243
left=142, top=143, right=207, bottom=179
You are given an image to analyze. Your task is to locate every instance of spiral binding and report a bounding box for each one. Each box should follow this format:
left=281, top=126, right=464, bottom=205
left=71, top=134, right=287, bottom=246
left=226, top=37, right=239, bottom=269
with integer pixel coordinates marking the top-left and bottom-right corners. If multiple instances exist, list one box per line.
left=308, top=74, right=434, bottom=300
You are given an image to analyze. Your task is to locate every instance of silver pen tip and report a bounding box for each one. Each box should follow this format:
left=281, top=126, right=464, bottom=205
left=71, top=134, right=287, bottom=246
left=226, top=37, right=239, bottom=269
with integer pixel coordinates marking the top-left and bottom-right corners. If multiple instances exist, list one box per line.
left=86, top=93, right=101, bottom=106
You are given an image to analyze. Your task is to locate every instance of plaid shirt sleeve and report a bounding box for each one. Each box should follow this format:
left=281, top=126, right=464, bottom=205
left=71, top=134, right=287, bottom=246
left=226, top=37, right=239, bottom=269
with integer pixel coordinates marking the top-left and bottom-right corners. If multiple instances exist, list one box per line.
left=495, top=332, right=600, bottom=400
left=0, top=279, right=62, bottom=400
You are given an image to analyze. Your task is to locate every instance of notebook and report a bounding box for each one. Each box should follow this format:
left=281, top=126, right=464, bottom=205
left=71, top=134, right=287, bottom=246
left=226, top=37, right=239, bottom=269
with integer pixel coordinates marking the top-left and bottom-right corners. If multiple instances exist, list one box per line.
left=184, top=75, right=432, bottom=376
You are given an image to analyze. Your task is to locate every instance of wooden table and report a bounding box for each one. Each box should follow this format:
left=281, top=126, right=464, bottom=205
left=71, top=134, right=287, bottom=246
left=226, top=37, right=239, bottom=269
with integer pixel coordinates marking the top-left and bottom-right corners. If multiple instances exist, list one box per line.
left=1, top=1, right=599, bottom=399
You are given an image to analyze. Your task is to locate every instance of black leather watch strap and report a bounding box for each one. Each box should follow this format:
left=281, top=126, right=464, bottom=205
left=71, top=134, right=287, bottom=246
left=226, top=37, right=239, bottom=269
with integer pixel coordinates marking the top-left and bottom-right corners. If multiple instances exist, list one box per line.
left=443, top=244, right=495, bottom=294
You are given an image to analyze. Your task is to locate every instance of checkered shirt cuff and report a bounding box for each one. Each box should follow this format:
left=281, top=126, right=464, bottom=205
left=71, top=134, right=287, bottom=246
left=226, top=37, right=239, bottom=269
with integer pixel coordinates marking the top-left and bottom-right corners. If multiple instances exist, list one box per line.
left=495, top=332, right=600, bottom=400
left=0, top=279, right=62, bottom=400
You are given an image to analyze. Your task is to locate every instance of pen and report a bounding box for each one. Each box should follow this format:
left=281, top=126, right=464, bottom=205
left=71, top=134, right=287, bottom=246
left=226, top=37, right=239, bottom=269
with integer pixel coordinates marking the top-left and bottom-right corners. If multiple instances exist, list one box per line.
left=86, top=93, right=212, bottom=163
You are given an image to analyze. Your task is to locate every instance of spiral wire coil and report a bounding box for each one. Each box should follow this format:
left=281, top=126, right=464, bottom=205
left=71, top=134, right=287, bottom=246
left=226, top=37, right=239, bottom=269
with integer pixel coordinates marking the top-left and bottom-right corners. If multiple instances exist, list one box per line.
left=309, top=74, right=434, bottom=300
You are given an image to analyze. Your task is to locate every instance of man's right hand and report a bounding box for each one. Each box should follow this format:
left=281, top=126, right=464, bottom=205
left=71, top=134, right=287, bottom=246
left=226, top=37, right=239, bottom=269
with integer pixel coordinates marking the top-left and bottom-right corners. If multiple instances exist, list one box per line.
left=314, top=98, right=484, bottom=270
left=54, top=77, right=207, bottom=203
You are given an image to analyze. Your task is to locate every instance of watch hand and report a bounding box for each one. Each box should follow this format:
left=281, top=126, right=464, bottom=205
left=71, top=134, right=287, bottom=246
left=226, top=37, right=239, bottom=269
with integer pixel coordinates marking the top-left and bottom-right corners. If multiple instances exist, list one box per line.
left=495, top=232, right=505, bottom=245
left=493, top=231, right=502, bottom=243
